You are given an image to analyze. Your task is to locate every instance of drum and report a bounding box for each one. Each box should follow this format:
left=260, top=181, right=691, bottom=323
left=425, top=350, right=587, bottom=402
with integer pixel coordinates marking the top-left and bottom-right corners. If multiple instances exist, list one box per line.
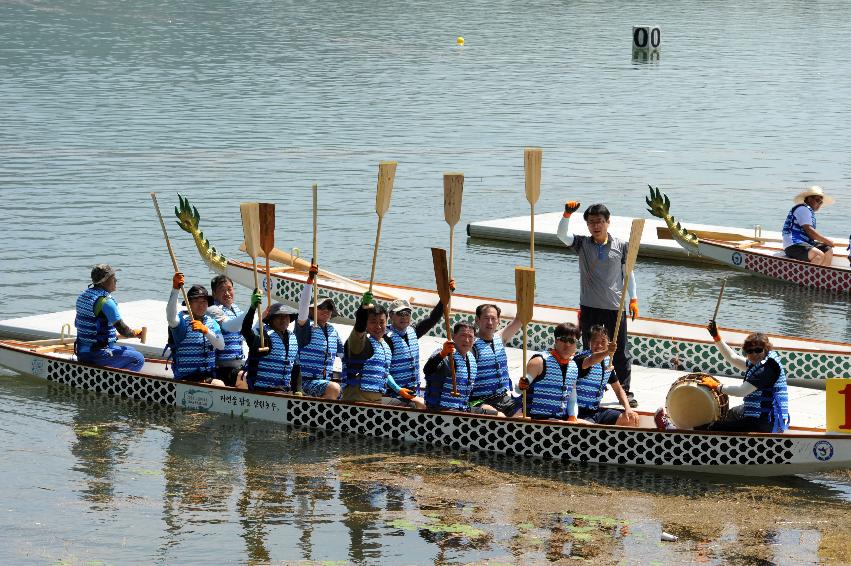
left=665, top=373, right=729, bottom=429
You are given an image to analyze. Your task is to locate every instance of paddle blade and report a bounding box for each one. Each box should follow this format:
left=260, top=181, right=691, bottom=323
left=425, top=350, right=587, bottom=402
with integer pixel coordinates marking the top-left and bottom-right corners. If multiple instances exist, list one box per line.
left=524, top=147, right=542, bottom=205
left=240, top=202, right=261, bottom=259
left=431, top=247, right=451, bottom=306
left=258, top=202, right=276, bottom=256
left=375, top=161, right=397, bottom=217
left=624, top=218, right=646, bottom=276
left=443, top=172, right=464, bottom=227
left=515, top=266, right=535, bottom=325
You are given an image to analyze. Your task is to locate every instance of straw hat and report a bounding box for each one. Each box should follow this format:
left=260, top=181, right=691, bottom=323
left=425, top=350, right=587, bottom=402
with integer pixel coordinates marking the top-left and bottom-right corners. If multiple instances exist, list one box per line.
left=793, top=185, right=834, bottom=206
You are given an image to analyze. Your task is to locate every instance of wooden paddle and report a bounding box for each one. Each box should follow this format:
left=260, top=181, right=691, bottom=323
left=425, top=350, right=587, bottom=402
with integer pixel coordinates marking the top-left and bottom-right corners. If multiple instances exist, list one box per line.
left=524, top=147, right=542, bottom=269
left=611, top=219, right=645, bottom=350
left=150, top=192, right=193, bottom=322
left=367, top=161, right=397, bottom=304
left=444, top=173, right=464, bottom=281
left=515, top=266, right=535, bottom=418
left=139, top=327, right=148, bottom=344
left=240, top=202, right=267, bottom=352
left=312, top=183, right=319, bottom=324
left=432, top=247, right=458, bottom=396
left=712, top=277, right=727, bottom=321
left=259, top=202, right=276, bottom=313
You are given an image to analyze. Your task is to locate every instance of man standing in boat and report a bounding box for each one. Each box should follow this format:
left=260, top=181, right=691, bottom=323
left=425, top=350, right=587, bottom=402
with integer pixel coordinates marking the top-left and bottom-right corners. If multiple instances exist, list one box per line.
left=471, top=304, right=522, bottom=416
left=781, top=186, right=835, bottom=266
left=383, top=297, right=446, bottom=402
left=557, top=202, right=639, bottom=408
left=166, top=273, right=226, bottom=384
left=342, top=292, right=426, bottom=408
left=74, top=264, right=146, bottom=371
left=206, top=275, right=248, bottom=387
left=294, top=264, right=343, bottom=400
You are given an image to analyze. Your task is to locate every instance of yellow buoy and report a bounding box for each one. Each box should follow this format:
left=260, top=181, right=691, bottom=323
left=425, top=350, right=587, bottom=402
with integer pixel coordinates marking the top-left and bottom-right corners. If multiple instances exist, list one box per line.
left=456, top=36, right=464, bottom=46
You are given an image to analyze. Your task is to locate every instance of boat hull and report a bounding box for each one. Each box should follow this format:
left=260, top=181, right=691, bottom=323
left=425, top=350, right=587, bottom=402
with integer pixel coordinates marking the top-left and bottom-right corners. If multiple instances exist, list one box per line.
left=1, top=341, right=848, bottom=477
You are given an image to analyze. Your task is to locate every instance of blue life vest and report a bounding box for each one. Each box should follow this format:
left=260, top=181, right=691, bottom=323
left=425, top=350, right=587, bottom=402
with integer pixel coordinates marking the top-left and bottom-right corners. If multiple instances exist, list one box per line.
left=528, top=353, right=578, bottom=419
left=470, top=337, right=511, bottom=401
left=172, top=312, right=217, bottom=380
left=385, top=326, right=420, bottom=394
left=299, top=323, right=341, bottom=381
left=575, top=351, right=612, bottom=410
left=215, top=303, right=245, bottom=364
left=342, top=335, right=390, bottom=393
left=75, top=287, right=117, bottom=353
left=742, top=350, right=789, bottom=432
left=425, top=351, right=476, bottom=411
left=782, top=204, right=815, bottom=246
left=251, top=327, right=298, bottom=390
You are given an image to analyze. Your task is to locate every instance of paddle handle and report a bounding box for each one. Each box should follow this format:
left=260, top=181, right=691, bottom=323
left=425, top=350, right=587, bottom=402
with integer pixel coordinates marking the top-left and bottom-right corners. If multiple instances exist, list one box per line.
left=530, top=202, right=536, bottom=269
left=252, top=258, right=265, bottom=350
left=139, top=327, right=148, bottom=344
left=449, top=225, right=455, bottom=282
left=312, top=183, right=319, bottom=323
left=445, top=308, right=458, bottom=396
left=368, top=215, right=384, bottom=295
left=712, top=277, right=727, bottom=321
left=522, top=324, right=528, bottom=418
left=150, top=193, right=193, bottom=322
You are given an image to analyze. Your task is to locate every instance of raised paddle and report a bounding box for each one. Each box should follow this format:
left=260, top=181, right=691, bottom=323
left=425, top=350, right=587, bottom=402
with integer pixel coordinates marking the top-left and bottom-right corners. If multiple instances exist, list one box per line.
left=515, top=266, right=535, bottom=418
left=432, top=247, right=458, bottom=396
left=611, top=219, right=645, bottom=352
left=258, top=202, right=276, bottom=312
left=712, top=277, right=727, bottom=321
left=139, top=326, right=148, bottom=344
left=367, top=161, right=397, bottom=305
left=150, top=192, right=193, bottom=322
left=240, top=202, right=267, bottom=352
left=524, top=147, right=542, bottom=269
left=443, top=173, right=464, bottom=281
left=312, top=183, right=319, bottom=324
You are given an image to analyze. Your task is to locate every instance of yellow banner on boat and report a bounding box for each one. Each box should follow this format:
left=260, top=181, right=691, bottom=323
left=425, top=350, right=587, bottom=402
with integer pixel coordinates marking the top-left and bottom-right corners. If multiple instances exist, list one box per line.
left=826, top=378, right=851, bottom=434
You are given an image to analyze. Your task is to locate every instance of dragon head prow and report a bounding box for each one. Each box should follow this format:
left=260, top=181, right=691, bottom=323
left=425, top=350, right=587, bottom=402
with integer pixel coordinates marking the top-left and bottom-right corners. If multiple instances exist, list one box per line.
left=174, top=193, right=228, bottom=273
left=645, top=185, right=700, bottom=250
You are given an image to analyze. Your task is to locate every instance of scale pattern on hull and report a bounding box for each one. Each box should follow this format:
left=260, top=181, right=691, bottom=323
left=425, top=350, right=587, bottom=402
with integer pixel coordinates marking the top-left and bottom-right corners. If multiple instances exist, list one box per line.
left=46, top=360, right=176, bottom=405
left=744, top=252, right=851, bottom=292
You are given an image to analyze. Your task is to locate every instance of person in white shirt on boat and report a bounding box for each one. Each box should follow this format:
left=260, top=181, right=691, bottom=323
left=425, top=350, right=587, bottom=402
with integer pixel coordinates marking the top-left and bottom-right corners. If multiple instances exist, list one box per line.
left=701, top=321, right=790, bottom=433
left=781, top=186, right=835, bottom=266
left=166, top=273, right=226, bottom=385
left=74, top=263, right=145, bottom=371
left=205, top=275, right=249, bottom=387
left=557, top=201, right=639, bottom=408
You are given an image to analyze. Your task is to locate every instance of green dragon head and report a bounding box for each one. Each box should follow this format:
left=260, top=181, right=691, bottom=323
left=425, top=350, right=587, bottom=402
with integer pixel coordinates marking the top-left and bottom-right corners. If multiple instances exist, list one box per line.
left=174, top=193, right=228, bottom=273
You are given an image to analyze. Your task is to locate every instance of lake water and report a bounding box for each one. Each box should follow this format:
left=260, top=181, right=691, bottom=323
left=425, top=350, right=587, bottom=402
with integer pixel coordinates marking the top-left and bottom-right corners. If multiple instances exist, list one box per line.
left=1, top=0, right=850, bottom=563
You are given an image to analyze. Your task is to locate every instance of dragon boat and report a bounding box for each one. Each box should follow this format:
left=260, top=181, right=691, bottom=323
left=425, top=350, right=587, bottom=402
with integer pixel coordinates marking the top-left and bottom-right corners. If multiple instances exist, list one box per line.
left=647, top=186, right=851, bottom=293
left=175, top=195, right=851, bottom=383
left=0, top=337, right=848, bottom=477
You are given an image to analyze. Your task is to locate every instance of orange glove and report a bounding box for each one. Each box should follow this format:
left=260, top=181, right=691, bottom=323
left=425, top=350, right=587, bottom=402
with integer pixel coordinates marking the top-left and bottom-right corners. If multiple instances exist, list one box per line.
left=307, top=263, right=319, bottom=284
left=449, top=278, right=456, bottom=293
left=132, top=328, right=144, bottom=338
left=191, top=320, right=210, bottom=334
left=398, top=388, right=415, bottom=401
left=707, top=319, right=721, bottom=342
left=629, top=298, right=638, bottom=321
left=172, top=272, right=185, bottom=289
left=699, top=376, right=721, bottom=390
left=440, top=340, right=455, bottom=358
left=564, top=201, right=581, bottom=217
left=565, top=416, right=577, bottom=423
left=518, top=376, right=531, bottom=390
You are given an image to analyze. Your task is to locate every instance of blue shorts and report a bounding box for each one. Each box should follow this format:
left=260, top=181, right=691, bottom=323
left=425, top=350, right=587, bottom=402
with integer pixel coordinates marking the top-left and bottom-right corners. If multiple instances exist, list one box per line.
left=77, top=345, right=145, bottom=372
left=578, top=407, right=623, bottom=425
left=302, top=379, right=331, bottom=398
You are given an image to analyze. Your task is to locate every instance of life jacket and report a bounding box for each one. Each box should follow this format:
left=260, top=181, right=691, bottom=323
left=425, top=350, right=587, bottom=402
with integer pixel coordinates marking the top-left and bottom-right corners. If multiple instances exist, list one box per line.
left=215, top=303, right=245, bottom=364
left=74, top=287, right=117, bottom=352
left=425, top=350, right=476, bottom=411
left=342, top=335, right=390, bottom=393
left=250, top=326, right=298, bottom=390
left=470, top=337, right=511, bottom=400
left=528, top=352, right=578, bottom=419
left=742, top=350, right=789, bottom=432
left=299, top=323, right=341, bottom=381
left=781, top=203, right=815, bottom=246
left=575, top=351, right=612, bottom=410
left=171, top=312, right=217, bottom=380
left=385, top=325, right=420, bottom=394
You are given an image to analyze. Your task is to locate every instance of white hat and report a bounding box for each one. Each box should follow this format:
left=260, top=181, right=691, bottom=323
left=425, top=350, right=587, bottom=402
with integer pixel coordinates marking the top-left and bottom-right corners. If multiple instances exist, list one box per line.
left=389, top=299, right=413, bottom=314
left=793, top=185, right=834, bottom=206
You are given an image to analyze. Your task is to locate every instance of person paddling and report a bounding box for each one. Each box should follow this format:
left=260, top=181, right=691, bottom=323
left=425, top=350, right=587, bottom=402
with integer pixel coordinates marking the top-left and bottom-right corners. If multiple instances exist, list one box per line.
left=383, top=296, right=446, bottom=401
left=514, top=323, right=581, bottom=421
left=294, top=264, right=343, bottom=400
left=782, top=186, right=835, bottom=266
left=470, top=303, right=522, bottom=417
left=74, top=264, right=145, bottom=371
left=166, top=273, right=225, bottom=384
left=241, top=291, right=302, bottom=393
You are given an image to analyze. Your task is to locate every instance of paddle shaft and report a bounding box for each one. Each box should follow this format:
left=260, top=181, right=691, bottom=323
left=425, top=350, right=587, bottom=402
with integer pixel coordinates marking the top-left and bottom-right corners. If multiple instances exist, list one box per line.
left=431, top=247, right=457, bottom=395
left=150, top=193, right=193, bottom=322
left=368, top=161, right=397, bottom=295
left=712, top=278, right=727, bottom=321
left=368, top=217, right=383, bottom=294
left=515, top=266, right=535, bottom=418
left=611, top=219, right=645, bottom=347
left=312, top=183, right=319, bottom=324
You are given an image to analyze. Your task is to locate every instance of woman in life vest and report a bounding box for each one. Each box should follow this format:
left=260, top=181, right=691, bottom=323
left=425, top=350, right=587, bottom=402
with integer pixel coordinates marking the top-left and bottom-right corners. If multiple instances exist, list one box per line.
left=781, top=186, right=835, bottom=266
left=166, top=273, right=225, bottom=385
left=241, top=291, right=302, bottom=393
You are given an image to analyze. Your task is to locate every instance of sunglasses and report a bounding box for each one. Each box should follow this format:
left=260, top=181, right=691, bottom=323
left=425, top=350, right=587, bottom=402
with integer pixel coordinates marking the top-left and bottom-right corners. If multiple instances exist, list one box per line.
left=743, top=347, right=764, bottom=355
left=556, top=336, right=578, bottom=344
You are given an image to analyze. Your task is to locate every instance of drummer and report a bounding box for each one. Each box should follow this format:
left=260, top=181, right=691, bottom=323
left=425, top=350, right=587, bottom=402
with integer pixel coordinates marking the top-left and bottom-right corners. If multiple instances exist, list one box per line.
left=574, top=325, right=640, bottom=427
left=701, top=321, right=789, bottom=433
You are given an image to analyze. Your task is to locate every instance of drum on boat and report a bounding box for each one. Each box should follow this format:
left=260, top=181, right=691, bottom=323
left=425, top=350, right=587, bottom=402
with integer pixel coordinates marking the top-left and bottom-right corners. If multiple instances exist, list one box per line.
left=665, top=372, right=729, bottom=429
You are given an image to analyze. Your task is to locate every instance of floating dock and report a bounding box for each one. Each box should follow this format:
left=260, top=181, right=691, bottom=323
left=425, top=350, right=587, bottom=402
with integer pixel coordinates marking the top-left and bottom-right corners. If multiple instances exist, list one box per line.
left=467, top=213, right=813, bottom=263
left=0, top=300, right=828, bottom=428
